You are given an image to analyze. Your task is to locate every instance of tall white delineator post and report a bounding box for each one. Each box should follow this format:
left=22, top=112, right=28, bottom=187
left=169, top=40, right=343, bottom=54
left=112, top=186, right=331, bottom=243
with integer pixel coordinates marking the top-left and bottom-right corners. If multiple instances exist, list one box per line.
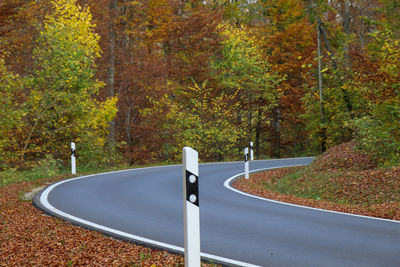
left=182, top=147, right=200, bottom=267
left=250, top=141, right=254, bottom=161
left=244, top=147, right=249, bottom=179
left=71, top=142, right=76, bottom=175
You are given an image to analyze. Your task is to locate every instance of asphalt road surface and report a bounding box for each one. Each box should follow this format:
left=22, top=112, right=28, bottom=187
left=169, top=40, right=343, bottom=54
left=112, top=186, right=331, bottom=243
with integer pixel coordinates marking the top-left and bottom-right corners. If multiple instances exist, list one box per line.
left=34, top=158, right=400, bottom=267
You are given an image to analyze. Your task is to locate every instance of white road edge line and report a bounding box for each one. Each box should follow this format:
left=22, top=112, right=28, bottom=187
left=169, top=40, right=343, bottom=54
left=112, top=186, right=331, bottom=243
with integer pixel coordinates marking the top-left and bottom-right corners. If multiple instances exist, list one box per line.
left=224, top=165, right=400, bottom=224
left=39, top=164, right=260, bottom=267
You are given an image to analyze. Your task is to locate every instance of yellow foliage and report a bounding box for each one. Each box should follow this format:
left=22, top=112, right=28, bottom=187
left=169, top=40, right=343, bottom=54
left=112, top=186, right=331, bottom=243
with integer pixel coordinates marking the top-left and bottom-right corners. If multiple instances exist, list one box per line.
left=149, top=81, right=243, bottom=161
left=18, top=0, right=118, bottom=165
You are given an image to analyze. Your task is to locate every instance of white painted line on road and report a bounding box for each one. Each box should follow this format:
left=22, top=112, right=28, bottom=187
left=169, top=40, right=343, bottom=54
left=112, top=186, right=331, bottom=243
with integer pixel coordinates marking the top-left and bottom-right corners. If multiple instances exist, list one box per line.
left=39, top=164, right=261, bottom=267
left=224, top=166, right=400, bottom=224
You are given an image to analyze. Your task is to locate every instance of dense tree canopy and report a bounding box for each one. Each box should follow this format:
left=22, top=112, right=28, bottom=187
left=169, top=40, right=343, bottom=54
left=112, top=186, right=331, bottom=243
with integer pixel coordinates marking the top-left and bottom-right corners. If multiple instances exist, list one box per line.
left=0, top=0, right=399, bottom=169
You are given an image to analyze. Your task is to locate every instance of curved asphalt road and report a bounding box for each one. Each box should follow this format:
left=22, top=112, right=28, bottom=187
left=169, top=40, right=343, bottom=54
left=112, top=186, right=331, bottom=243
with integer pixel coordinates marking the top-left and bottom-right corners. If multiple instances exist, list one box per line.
left=34, top=158, right=400, bottom=267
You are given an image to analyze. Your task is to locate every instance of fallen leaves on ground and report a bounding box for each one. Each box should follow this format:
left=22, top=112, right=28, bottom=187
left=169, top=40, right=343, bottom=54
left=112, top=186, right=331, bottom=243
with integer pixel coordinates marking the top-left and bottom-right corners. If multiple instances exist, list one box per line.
left=0, top=177, right=217, bottom=266
left=312, top=141, right=377, bottom=171
left=233, top=142, right=400, bottom=221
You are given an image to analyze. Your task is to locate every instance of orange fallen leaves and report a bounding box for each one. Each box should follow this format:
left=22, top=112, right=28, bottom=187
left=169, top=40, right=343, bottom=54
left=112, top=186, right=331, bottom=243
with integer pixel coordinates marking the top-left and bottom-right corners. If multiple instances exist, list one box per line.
left=234, top=169, right=400, bottom=221
left=0, top=179, right=217, bottom=266
left=233, top=142, right=400, bottom=221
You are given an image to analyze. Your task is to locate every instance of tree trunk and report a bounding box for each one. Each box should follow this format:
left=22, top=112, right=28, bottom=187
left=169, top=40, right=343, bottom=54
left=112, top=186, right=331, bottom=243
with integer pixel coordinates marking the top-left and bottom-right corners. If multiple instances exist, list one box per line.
left=343, top=0, right=351, bottom=69
left=317, top=19, right=324, bottom=121
left=271, top=107, right=281, bottom=158
left=248, top=91, right=252, bottom=142
left=21, top=103, right=54, bottom=161
left=317, top=19, right=326, bottom=153
left=163, top=42, right=170, bottom=92
left=255, top=109, right=262, bottom=158
left=237, top=109, right=243, bottom=155
left=360, top=6, right=365, bottom=48
left=125, top=103, right=134, bottom=146
left=107, top=0, right=117, bottom=148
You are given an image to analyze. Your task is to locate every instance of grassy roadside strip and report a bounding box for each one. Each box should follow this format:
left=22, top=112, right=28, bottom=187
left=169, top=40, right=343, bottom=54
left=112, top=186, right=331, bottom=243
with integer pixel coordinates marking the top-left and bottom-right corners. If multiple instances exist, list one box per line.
left=233, top=142, right=400, bottom=221
left=0, top=165, right=220, bottom=266
left=0, top=156, right=175, bottom=187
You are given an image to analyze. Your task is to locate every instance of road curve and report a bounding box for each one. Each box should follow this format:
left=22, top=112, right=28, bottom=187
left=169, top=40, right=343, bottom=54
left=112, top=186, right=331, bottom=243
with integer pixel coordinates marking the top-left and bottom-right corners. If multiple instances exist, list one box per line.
left=34, top=158, right=400, bottom=267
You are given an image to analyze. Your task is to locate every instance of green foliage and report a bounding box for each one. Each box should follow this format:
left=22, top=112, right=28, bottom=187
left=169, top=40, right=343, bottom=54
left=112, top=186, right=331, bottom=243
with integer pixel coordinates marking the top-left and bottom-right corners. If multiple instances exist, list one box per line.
left=212, top=23, right=283, bottom=143
left=159, top=81, right=244, bottom=162
left=0, top=168, right=21, bottom=186
left=0, top=155, right=62, bottom=186
left=33, top=0, right=101, bottom=92
left=349, top=28, right=400, bottom=167
left=302, top=80, right=360, bottom=149
left=1, top=0, right=400, bottom=167
left=213, top=23, right=282, bottom=108
left=271, top=167, right=331, bottom=200
left=29, top=154, right=61, bottom=178
left=379, top=0, right=400, bottom=34
left=0, top=59, right=25, bottom=168
left=351, top=111, right=400, bottom=167
left=216, top=0, right=260, bottom=24
left=76, top=96, right=119, bottom=167
left=22, top=0, right=117, bottom=166
left=77, top=129, right=122, bottom=169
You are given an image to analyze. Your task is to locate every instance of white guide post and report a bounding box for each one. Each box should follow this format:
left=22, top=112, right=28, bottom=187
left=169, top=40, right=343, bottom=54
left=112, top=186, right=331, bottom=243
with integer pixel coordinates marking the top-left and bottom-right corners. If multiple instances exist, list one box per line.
left=71, top=142, right=76, bottom=175
left=250, top=141, right=254, bottom=161
left=244, top=147, right=249, bottom=179
left=182, top=147, right=200, bottom=267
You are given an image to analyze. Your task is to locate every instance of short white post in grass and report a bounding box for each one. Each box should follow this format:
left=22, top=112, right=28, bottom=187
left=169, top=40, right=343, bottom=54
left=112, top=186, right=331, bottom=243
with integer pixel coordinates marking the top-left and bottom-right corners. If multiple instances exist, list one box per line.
left=182, top=147, right=200, bottom=267
left=250, top=141, right=254, bottom=161
left=244, top=147, right=249, bottom=179
left=71, top=142, right=76, bottom=175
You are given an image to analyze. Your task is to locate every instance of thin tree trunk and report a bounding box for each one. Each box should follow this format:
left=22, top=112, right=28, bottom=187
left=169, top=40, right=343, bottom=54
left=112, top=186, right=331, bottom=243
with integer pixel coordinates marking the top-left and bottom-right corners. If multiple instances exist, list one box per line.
left=248, top=91, right=252, bottom=142
left=318, top=19, right=324, bottom=121
left=125, top=103, right=134, bottom=146
left=107, top=0, right=117, bottom=148
left=237, top=109, right=243, bottom=155
left=21, top=103, right=55, bottom=161
left=317, top=19, right=326, bottom=153
left=343, top=0, right=352, bottom=71
left=360, top=5, right=365, bottom=48
left=271, top=107, right=281, bottom=158
left=163, top=42, right=170, bottom=92
left=255, top=109, right=262, bottom=158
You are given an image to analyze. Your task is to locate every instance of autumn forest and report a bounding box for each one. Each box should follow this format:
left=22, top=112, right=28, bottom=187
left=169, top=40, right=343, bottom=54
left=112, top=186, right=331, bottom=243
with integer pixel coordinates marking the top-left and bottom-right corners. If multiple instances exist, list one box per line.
left=1, top=0, right=399, bottom=172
